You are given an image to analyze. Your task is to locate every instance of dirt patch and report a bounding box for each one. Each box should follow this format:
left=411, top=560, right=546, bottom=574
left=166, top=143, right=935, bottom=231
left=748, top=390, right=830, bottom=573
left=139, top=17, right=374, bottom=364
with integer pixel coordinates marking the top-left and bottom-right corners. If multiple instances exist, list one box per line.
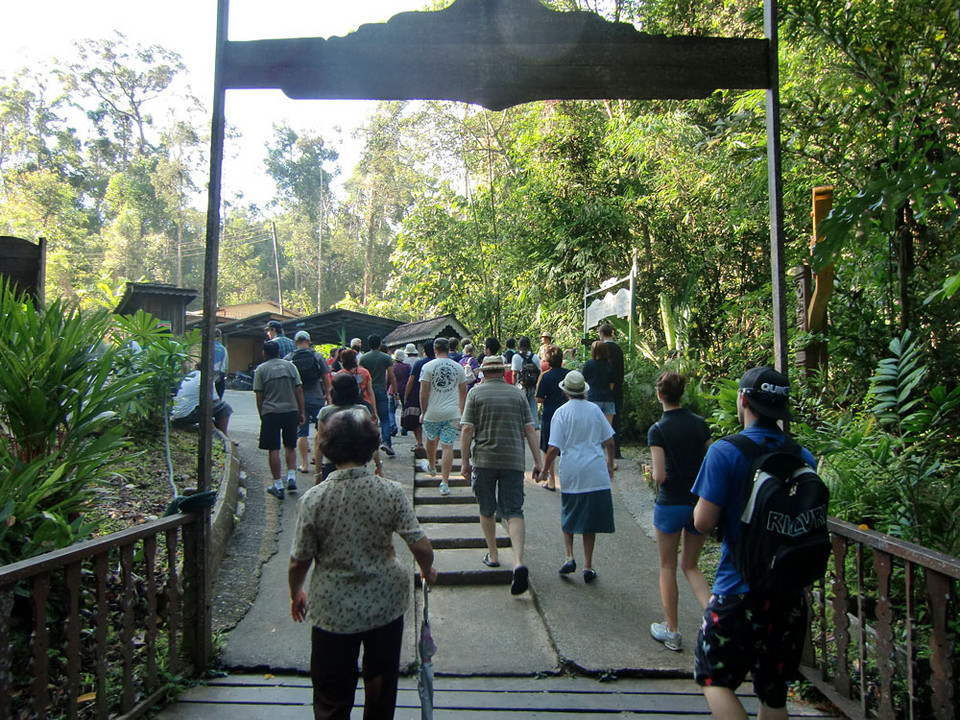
left=89, top=428, right=225, bottom=535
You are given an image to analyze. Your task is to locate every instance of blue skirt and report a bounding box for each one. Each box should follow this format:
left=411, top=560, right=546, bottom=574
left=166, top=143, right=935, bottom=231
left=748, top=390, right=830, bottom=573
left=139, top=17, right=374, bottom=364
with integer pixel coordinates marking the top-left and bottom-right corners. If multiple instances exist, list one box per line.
left=561, top=489, right=615, bottom=534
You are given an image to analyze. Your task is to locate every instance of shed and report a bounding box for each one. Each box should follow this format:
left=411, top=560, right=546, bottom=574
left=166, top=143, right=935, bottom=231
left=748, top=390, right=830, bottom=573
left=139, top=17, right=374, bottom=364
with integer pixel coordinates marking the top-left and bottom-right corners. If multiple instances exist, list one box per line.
left=114, top=282, right=198, bottom=335
left=284, top=309, right=406, bottom=349
left=0, top=236, right=45, bottom=307
left=382, top=314, right=472, bottom=353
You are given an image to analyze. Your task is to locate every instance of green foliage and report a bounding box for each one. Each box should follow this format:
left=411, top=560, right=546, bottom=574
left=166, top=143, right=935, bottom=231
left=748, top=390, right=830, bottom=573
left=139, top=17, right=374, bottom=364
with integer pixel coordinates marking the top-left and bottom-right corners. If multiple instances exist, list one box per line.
left=797, top=332, right=960, bottom=555
left=0, top=284, right=140, bottom=562
left=112, top=310, right=199, bottom=432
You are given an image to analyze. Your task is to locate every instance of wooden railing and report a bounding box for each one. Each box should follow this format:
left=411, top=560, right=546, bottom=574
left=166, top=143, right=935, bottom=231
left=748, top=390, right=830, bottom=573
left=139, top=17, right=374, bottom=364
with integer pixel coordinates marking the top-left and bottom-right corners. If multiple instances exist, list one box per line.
left=0, top=513, right=196, bottom=720
left=803, top=518, right=959, bottom=720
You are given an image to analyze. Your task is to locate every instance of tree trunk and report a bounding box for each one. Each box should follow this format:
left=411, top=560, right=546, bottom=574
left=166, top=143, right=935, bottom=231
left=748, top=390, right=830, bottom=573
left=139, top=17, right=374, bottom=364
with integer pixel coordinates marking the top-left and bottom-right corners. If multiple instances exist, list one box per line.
left=363, top=181, right=377, bottom=304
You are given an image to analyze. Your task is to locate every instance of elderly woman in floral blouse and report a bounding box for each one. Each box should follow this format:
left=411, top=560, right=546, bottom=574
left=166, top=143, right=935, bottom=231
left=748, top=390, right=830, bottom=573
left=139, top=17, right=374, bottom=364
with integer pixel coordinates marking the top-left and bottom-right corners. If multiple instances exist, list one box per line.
left=289, top=409, right=437, bottom=720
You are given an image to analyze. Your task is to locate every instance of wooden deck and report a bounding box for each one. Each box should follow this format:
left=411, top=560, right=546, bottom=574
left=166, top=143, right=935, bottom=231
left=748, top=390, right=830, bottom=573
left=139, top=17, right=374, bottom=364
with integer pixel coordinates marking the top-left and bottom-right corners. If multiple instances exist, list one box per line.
left=158, top=674, right=837, bottom=718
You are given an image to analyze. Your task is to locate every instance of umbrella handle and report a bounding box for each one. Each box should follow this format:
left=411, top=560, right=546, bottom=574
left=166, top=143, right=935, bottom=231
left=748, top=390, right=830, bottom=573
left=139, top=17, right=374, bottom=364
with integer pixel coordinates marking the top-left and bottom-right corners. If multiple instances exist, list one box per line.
left=422, top=579, right=430, bottom=621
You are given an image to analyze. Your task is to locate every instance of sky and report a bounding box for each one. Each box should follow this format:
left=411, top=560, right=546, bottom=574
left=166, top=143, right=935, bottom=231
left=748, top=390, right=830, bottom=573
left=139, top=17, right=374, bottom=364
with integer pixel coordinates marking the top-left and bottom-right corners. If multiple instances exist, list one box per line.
left=1, top=0, right=425, bottom=206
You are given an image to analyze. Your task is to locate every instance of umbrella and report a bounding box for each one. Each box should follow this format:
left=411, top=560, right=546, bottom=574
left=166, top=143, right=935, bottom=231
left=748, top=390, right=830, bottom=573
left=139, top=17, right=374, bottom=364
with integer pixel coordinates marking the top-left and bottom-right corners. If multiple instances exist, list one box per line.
left=417, top=582, right=436, bottom=719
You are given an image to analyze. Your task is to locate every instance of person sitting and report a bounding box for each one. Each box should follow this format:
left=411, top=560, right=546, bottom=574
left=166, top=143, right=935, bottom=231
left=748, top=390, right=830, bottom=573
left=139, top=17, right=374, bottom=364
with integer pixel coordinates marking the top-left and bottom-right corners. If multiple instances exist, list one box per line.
left=170, top=369, right=234, bottom=441
left=288, top=410, right=437, bottom=720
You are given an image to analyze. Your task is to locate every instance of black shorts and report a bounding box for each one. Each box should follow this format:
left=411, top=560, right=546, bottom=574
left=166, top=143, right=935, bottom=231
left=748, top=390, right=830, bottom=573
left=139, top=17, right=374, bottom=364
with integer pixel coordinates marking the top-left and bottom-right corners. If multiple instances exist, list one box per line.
left=694, top=592, right=807, bottom=708
left=258, top=410, right=300, bottom=451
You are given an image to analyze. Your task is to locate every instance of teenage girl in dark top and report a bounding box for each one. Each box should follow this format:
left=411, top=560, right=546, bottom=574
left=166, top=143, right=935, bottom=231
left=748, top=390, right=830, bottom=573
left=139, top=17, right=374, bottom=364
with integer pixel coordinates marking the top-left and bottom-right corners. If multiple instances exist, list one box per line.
left=582, top=340, right=615, bottom=424
left=535, top=345, right=569, bottom=491
left=647, top=371, right=711, bottom=652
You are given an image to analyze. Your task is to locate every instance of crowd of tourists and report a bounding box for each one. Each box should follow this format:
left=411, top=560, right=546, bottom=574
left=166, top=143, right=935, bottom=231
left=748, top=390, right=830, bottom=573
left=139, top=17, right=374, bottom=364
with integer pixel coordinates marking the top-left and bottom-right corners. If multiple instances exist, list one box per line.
left=185, top=318, right=815, bottom=720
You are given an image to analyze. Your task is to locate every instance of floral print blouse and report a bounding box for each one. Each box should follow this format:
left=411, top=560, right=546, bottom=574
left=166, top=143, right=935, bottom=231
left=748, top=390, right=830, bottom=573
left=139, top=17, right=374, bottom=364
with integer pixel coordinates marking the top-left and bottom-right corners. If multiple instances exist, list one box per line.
left=290, top=466, right=425, bottom=633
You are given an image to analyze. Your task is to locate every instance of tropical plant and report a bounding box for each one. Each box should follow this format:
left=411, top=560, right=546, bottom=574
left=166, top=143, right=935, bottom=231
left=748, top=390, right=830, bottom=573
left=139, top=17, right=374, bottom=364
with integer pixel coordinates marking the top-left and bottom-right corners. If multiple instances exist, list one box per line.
left=798, top=332, right=960, bottom=555
left=0, top=284, right=141, bottom=562
left=112, top=310, right=199, bottom=433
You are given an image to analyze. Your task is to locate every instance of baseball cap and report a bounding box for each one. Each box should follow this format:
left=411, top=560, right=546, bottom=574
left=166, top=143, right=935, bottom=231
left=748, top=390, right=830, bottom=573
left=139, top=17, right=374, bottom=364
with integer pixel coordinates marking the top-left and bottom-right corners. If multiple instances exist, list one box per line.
left=294, top=330, right=311, bottom=342
left=265, top=320, right=283, bottom=332
left=739, top=367, right=792, bottom=421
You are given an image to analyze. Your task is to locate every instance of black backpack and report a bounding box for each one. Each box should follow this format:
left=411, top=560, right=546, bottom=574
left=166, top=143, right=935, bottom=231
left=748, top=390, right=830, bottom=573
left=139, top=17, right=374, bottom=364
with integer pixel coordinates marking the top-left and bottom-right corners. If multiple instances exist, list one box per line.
left=290, top=348, right=322, bottom=385
left=722, top=434, right=831, bottom=592
left=518, top=352, right=540, bottom=388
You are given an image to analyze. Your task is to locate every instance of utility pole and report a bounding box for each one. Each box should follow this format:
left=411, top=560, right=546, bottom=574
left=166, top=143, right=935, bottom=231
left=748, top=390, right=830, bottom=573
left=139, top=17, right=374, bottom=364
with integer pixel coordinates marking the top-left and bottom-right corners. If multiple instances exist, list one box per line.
left=271, top=221, right=284, bottom=315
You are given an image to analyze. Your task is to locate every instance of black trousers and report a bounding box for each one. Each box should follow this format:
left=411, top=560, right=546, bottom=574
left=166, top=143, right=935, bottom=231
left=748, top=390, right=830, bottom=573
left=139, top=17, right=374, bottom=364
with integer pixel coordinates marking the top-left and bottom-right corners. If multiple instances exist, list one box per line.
left=310, top=615, right=404, bottom=720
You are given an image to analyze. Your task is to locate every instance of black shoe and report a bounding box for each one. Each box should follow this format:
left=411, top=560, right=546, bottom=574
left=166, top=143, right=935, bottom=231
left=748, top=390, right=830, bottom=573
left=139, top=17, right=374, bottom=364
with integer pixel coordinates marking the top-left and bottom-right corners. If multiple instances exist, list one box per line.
left=380, top=444, right=396, bottom=457
left=287, top=477, right=298, bottom=492
left=559, top=558, right=577, bottom=575
left=583, top=569, right=598, bottom=584
left=511, top=565, right=529, bottom=595
left=267, top=485, right=285, bottom=500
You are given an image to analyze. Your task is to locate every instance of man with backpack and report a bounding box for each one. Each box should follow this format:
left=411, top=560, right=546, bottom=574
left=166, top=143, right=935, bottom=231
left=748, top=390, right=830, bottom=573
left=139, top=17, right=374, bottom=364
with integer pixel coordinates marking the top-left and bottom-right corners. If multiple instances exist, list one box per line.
left=285, top=331, right=332, bottom=474
left=511, top=336, right=541, bottom=431
left=692, top=367, right=825, bottom=720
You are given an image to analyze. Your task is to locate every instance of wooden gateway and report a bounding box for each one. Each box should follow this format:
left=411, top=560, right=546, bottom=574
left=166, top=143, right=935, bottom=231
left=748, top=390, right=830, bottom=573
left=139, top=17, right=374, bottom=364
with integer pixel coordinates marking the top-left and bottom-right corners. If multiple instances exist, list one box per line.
left=191, top=0, right=791, bottom=671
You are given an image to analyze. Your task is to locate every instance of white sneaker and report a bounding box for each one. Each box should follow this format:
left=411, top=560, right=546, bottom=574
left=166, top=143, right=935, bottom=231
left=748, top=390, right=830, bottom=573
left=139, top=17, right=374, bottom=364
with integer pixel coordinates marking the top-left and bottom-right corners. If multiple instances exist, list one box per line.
left=439, top=481, right=450, bottom=495
left=650, top=622, right=682, bottom=651
left=417, top=459, right=431, bottom=473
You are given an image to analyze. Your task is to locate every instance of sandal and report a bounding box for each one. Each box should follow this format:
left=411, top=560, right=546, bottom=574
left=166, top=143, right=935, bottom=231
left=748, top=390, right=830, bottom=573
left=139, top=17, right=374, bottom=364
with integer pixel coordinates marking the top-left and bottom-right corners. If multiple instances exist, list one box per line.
left=482, top=553, right=500, bottom=568
left=540, top=481, right=556, bottom=491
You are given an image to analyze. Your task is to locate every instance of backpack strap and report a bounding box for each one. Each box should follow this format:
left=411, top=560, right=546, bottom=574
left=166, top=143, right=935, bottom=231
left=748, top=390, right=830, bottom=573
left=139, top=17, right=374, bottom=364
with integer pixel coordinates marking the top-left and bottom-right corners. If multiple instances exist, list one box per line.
left=720, top=433, right=764, bottom=459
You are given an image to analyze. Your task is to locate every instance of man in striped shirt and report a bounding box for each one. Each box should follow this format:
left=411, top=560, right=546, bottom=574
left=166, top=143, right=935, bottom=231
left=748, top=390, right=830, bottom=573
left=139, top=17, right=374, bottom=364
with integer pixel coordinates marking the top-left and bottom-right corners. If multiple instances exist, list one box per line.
left=460, top=355, right=543, bottom=596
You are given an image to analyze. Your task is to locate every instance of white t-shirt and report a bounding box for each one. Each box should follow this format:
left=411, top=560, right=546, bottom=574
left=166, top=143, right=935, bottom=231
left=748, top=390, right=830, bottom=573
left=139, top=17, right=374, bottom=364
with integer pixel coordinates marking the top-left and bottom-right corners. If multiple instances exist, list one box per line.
left=511, top=351, right=541, bottom=381
left=420, top=357, right=466, bottom=422
left=548, top=398, right=615, bottom=493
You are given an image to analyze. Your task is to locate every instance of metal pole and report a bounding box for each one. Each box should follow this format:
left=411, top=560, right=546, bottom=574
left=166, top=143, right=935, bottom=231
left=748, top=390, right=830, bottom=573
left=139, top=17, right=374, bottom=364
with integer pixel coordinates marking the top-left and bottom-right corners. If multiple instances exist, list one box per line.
left=765, top=0, right=789, bottom=377
left=628, top=249, right=637, bottom=358
left=272, top=221, right=284, bottom=315
left=189, top=0, right=228, bottom=676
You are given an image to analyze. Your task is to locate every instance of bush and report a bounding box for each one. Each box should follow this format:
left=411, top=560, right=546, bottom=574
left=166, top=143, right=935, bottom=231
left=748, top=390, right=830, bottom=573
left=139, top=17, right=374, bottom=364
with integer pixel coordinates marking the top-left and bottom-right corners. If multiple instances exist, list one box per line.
left=0, top=284, right=141, bottom=562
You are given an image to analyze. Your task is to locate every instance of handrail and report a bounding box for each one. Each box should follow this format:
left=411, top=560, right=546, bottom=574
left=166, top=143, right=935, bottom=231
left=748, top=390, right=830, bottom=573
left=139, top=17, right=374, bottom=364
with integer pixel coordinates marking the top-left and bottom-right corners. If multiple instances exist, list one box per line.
left=827, top=517, right=960, bottom=580
left=1, top=512, right=196, bottom=720
left=0, top=513, right=192, bottom=585
left=802, top=517, right=958, bottom=720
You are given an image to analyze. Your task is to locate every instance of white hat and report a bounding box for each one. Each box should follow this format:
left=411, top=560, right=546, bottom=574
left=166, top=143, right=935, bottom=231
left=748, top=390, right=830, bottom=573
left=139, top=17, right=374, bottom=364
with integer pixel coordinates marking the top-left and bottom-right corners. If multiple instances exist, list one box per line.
left=559, top=371, right=589, bottom=397
left=479, top=355, right=507, bottom=373
left=404, top=343, right=418, bottom=355
left=294, top=330, right=311, bottom=342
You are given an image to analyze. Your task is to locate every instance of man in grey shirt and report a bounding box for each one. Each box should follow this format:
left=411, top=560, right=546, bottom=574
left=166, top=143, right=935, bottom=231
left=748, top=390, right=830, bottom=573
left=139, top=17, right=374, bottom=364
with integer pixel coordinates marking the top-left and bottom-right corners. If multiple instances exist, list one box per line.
left=254, top=340, right=305, bottom=499
left=460, top=354, right=543, bottom=596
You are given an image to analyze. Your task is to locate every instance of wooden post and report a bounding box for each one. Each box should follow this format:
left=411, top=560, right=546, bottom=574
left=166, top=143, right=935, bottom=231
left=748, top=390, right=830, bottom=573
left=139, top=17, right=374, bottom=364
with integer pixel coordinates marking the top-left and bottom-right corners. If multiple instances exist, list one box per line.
left=188, top=0, right=229, bottom=677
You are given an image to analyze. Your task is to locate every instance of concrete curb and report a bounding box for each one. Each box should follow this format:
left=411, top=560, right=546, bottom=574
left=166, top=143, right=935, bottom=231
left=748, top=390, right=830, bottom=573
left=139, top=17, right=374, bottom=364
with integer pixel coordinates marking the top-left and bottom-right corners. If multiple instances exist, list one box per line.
left=210, top=431, right=242, bottom=578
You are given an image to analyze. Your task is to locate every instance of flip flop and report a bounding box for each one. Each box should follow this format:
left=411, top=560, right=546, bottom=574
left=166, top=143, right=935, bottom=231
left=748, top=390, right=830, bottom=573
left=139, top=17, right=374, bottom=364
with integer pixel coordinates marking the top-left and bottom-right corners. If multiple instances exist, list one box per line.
left=482, top=553, right=500, bottom=568
left=540, top=481, right=556, bottom=491
left=297, top=466, right=311, bottom=474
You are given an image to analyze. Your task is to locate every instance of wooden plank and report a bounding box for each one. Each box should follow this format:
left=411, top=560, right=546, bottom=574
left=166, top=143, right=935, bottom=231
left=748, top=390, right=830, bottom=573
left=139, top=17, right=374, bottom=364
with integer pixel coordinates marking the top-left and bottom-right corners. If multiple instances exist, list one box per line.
left=220, top=0, right=769, bottom=111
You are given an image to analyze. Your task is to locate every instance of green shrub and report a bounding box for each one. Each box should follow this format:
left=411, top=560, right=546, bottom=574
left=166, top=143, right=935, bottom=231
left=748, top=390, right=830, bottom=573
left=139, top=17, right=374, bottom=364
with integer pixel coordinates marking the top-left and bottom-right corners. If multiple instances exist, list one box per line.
left=0, top=284, right=141, bottom=562
left=112, top=310, right=199, bottom=433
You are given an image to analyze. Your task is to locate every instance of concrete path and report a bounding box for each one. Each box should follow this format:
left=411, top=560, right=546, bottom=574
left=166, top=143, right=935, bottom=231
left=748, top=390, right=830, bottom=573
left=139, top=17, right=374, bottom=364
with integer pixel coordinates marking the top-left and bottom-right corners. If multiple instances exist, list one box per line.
left=212, top=389, right=704, bottom=677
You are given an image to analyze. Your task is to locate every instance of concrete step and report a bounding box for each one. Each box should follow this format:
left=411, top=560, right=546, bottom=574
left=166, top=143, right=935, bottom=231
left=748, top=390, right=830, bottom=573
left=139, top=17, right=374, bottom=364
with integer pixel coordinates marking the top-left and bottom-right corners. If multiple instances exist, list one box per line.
left=415, top=495, right=477, bottom=506
left=430, top=547, right=516, bottom=585
left=415, top=477, right=471, bottom=488
left=421, top=522, right=510, bottom=550
left=416, top=506, right=480, bottom=524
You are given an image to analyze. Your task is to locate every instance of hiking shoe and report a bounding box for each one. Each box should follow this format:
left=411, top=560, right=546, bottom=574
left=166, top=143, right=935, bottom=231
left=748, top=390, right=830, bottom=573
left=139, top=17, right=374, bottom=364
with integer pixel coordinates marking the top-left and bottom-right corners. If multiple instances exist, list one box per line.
left=439, top=481, right=450, bottom=495
left=267, top=485, right=285, bottom=500
left=287, top=477, right=298, bottom=492
left=559, top=558, right=577, bottom=575
left=650, top=622, right=682, bottom=651
left=380, top=444, right=396, bottom=457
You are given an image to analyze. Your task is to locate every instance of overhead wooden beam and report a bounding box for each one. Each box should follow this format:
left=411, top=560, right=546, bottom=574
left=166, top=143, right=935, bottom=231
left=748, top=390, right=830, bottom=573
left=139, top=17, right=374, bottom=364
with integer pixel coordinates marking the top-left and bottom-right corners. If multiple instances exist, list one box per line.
left=220, top=0, right=769, bottom=110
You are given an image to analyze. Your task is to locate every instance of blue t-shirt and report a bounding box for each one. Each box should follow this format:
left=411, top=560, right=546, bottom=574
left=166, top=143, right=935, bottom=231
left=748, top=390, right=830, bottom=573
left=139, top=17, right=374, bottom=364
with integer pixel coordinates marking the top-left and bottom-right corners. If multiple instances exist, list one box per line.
left=692, top=423, right=817, bottom=595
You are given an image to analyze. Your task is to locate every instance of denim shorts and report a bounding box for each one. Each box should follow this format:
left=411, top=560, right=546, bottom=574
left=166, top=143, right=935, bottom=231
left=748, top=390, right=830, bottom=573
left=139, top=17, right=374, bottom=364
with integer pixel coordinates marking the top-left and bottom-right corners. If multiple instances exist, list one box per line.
left=653, top=503, right=700, bottom=535
left=472, top=467, right=525, bottom=519
left=423, top=419, right=458, bottom=446
left=591, top=400, right=616, bottom=415
left=297, top=396, right=324, bottom=439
